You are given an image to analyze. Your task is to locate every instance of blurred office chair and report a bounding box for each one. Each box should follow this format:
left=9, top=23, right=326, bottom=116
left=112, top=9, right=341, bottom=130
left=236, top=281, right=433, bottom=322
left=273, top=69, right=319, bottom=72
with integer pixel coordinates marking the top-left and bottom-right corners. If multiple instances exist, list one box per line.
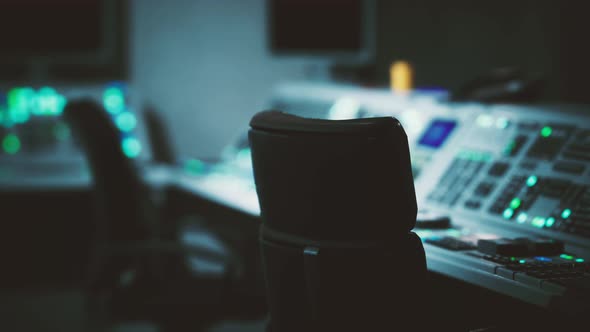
left=249, top=110, right=428, bottom=331
left=63, top=99, right=243, bottom=331
left=143, top=104, right=177, bottom=165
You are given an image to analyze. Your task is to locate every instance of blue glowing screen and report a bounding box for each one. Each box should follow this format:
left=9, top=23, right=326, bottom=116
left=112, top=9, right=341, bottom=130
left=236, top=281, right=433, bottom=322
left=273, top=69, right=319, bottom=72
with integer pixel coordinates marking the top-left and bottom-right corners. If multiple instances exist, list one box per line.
left=418, top=119, right=457, bottom=148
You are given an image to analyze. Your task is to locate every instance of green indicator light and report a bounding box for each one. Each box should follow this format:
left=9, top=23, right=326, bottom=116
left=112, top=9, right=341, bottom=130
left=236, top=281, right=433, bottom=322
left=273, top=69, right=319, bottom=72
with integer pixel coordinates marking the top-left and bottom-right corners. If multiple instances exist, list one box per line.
left=503, top=208, right=514, bottom=219
left=517, top=213, right=528, bottom=224
left=55, top=95, right=67, bottom=115
left=7, top=87, right=32, bottom=123
left=526, top=175, right=538, bottom=187
left=103, top=87, right=125, bottom=114
left=531, top=217, right=546, bottom=228
left=457, top=150, right=470, bottom=159
left=476, top=115, right=494, bottom=128
left=560, top=254, right=573, bottom=260
left=9, top=107, right=30, bottom=124
left=38, top=86, right=56, bottom=95
left=509, top=198, right=522, bottom=210
left=185, top=159, right=206, bottom=174
left=19, top=87, right=36, bottom=115
left=496, top=117, right=509, bottom=129
left=575, top=258, right=585, bottom=263
left=545, top=217, right=555, bottom=227
left=121, top=137, right=141, bottom=158
left=561, top=209, right=572, bottom=219
left=504, top=141, right=516, bottom=155
left=519, top=259, right=526, bottom=264
left=510, top=257, right=516, bottom=261
left=115, top=112, right=137, bottom=132
left=38, top=87, right=65, bottom=116
left=473, top=151, right=491, bottom=162
left=2, top=134, right=21, bottom=154
left=38, top=87, right=58, bottom=115
left=7, top=88, right=22, bottom=110
left=540, top=126, right=552, bottom=137
left=459, top=150, right=491, bottom=162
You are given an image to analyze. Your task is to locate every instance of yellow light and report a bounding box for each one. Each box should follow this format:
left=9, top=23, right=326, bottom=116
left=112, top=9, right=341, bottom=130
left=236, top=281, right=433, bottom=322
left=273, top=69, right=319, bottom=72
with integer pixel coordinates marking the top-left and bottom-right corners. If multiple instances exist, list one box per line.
left=390, top=60, right=413, bottom=93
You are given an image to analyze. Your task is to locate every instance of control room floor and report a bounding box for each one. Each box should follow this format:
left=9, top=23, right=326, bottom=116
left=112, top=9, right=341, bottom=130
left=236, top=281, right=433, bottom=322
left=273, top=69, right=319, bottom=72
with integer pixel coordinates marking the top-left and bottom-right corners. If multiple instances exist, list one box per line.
left=0, top=290, right=266, bottom=332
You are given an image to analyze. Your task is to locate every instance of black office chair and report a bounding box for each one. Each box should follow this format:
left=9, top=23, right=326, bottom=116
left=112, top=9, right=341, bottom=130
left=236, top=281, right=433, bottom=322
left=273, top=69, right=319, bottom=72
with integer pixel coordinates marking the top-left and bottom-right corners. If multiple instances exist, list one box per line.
left=143, top=104, right=177, bottom=165
left=249, top=110, right=428, bottom=331
left=63, top=99, right=241, bottom=331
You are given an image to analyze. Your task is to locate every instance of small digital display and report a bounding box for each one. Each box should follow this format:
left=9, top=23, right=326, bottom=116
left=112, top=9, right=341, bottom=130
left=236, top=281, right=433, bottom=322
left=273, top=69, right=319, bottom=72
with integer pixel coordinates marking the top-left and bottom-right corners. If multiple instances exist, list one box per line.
left=418, top=119, right=457, bottom=148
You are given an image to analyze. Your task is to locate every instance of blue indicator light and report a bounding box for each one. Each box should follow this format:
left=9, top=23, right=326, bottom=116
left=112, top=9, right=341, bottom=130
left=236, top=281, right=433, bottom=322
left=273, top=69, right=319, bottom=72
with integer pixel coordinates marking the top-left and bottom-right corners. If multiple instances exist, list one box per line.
left=534, top=257, right=552, bottom=262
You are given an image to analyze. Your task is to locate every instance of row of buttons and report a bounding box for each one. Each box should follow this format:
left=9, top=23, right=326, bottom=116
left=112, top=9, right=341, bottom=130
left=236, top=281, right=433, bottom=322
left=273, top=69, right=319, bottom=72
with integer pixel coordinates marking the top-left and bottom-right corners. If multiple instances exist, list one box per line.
left=526, top=124, right=573, bottom=160
left=562, top=129, right=590, bottom=162
left=470, top=252, right=590, bottom=295
left=428, top=156, right=486, bottom=207
left=489, top=175, right=525, bottom=215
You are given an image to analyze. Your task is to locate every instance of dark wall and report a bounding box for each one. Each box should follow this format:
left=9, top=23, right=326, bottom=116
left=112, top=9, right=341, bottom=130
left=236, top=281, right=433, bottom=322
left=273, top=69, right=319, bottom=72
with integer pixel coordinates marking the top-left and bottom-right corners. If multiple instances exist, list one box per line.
left=558, top=2, right=590, bottom=104
left=374, top=0, right=586, bottom=103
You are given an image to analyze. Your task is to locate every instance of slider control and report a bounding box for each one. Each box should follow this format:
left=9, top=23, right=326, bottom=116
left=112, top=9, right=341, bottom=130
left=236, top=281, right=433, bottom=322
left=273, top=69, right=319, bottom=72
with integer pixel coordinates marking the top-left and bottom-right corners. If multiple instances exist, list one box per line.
left=477, top=238, right=529, bottom=257
left=477, top=238, right=565, bottom=257
left=514, top=238, right=564, bottom=256
left=415, top=211, right=451, bottom=229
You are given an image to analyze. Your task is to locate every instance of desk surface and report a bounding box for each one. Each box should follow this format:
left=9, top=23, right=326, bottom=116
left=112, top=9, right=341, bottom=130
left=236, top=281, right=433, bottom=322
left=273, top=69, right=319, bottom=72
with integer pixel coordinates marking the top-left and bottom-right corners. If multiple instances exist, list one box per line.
left=1, top=158, right=589, bottom=317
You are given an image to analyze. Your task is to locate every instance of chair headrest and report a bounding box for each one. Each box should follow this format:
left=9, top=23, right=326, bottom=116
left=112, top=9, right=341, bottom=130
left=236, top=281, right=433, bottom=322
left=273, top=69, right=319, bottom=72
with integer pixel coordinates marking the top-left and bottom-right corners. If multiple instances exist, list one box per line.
left=250, top=110, right=399, bottom=135
left=249, top=110, right=417, bottom=244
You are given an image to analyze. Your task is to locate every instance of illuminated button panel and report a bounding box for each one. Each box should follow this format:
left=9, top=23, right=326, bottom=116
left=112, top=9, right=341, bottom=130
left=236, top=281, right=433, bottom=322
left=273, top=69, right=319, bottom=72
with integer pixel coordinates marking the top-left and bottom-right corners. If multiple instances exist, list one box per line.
left=489, top=174, right=590, bottom=237
left=423, top=115, right=590, bottom=239
left=0, top=82, right=141, bottom=158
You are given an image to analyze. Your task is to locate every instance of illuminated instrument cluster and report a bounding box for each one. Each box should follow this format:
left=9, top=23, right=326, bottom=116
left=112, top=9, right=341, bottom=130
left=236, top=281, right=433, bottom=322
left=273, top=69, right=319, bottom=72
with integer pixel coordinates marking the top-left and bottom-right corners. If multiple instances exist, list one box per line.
left=0, top=83, right=141, bottom=158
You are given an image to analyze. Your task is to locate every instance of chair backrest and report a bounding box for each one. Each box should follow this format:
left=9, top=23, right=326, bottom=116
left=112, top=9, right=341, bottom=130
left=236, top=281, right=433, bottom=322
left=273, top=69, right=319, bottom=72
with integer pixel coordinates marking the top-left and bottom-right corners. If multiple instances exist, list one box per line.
left=63, top=99, right=150, bottom=242
left=249, top=110, right=426, bottom=331
left=143, top=105, right=176, bottom=165
left=249, top=110, right=417, bottom=243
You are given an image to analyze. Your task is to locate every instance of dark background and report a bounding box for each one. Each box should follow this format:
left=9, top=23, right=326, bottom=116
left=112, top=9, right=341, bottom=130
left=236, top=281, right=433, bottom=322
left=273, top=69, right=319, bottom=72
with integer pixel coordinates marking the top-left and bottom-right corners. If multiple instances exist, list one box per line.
left=3, top=0, right=588, bottom=160
left=1, top=1, right=589, bottom=331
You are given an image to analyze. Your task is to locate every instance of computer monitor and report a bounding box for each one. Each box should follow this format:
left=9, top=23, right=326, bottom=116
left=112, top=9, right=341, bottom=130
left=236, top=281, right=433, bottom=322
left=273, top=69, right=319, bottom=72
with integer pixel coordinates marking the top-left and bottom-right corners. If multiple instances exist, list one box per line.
left=0, top=0, right=127, bottom=82
left=267, top=0, right=376, bottom=66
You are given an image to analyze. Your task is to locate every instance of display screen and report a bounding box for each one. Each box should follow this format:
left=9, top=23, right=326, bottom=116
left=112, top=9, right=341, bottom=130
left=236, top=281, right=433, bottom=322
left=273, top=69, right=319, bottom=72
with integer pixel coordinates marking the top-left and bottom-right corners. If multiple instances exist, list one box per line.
left=268, top=0, right=364, bottom=54
left=418, top=119, right=457, bottom=148
left=0, top=0, right=102, bottom=55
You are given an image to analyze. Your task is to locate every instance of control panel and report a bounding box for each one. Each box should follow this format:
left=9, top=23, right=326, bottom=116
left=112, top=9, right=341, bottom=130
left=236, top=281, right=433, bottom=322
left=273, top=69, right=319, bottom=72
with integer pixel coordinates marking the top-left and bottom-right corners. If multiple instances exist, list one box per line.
left=185, top=82, right=590, bottom=315
left=0, top=83, right=148, bottom=188
left=414, top=106, right=590, bottom=246
left=0, top=82, right=144, bottom=160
